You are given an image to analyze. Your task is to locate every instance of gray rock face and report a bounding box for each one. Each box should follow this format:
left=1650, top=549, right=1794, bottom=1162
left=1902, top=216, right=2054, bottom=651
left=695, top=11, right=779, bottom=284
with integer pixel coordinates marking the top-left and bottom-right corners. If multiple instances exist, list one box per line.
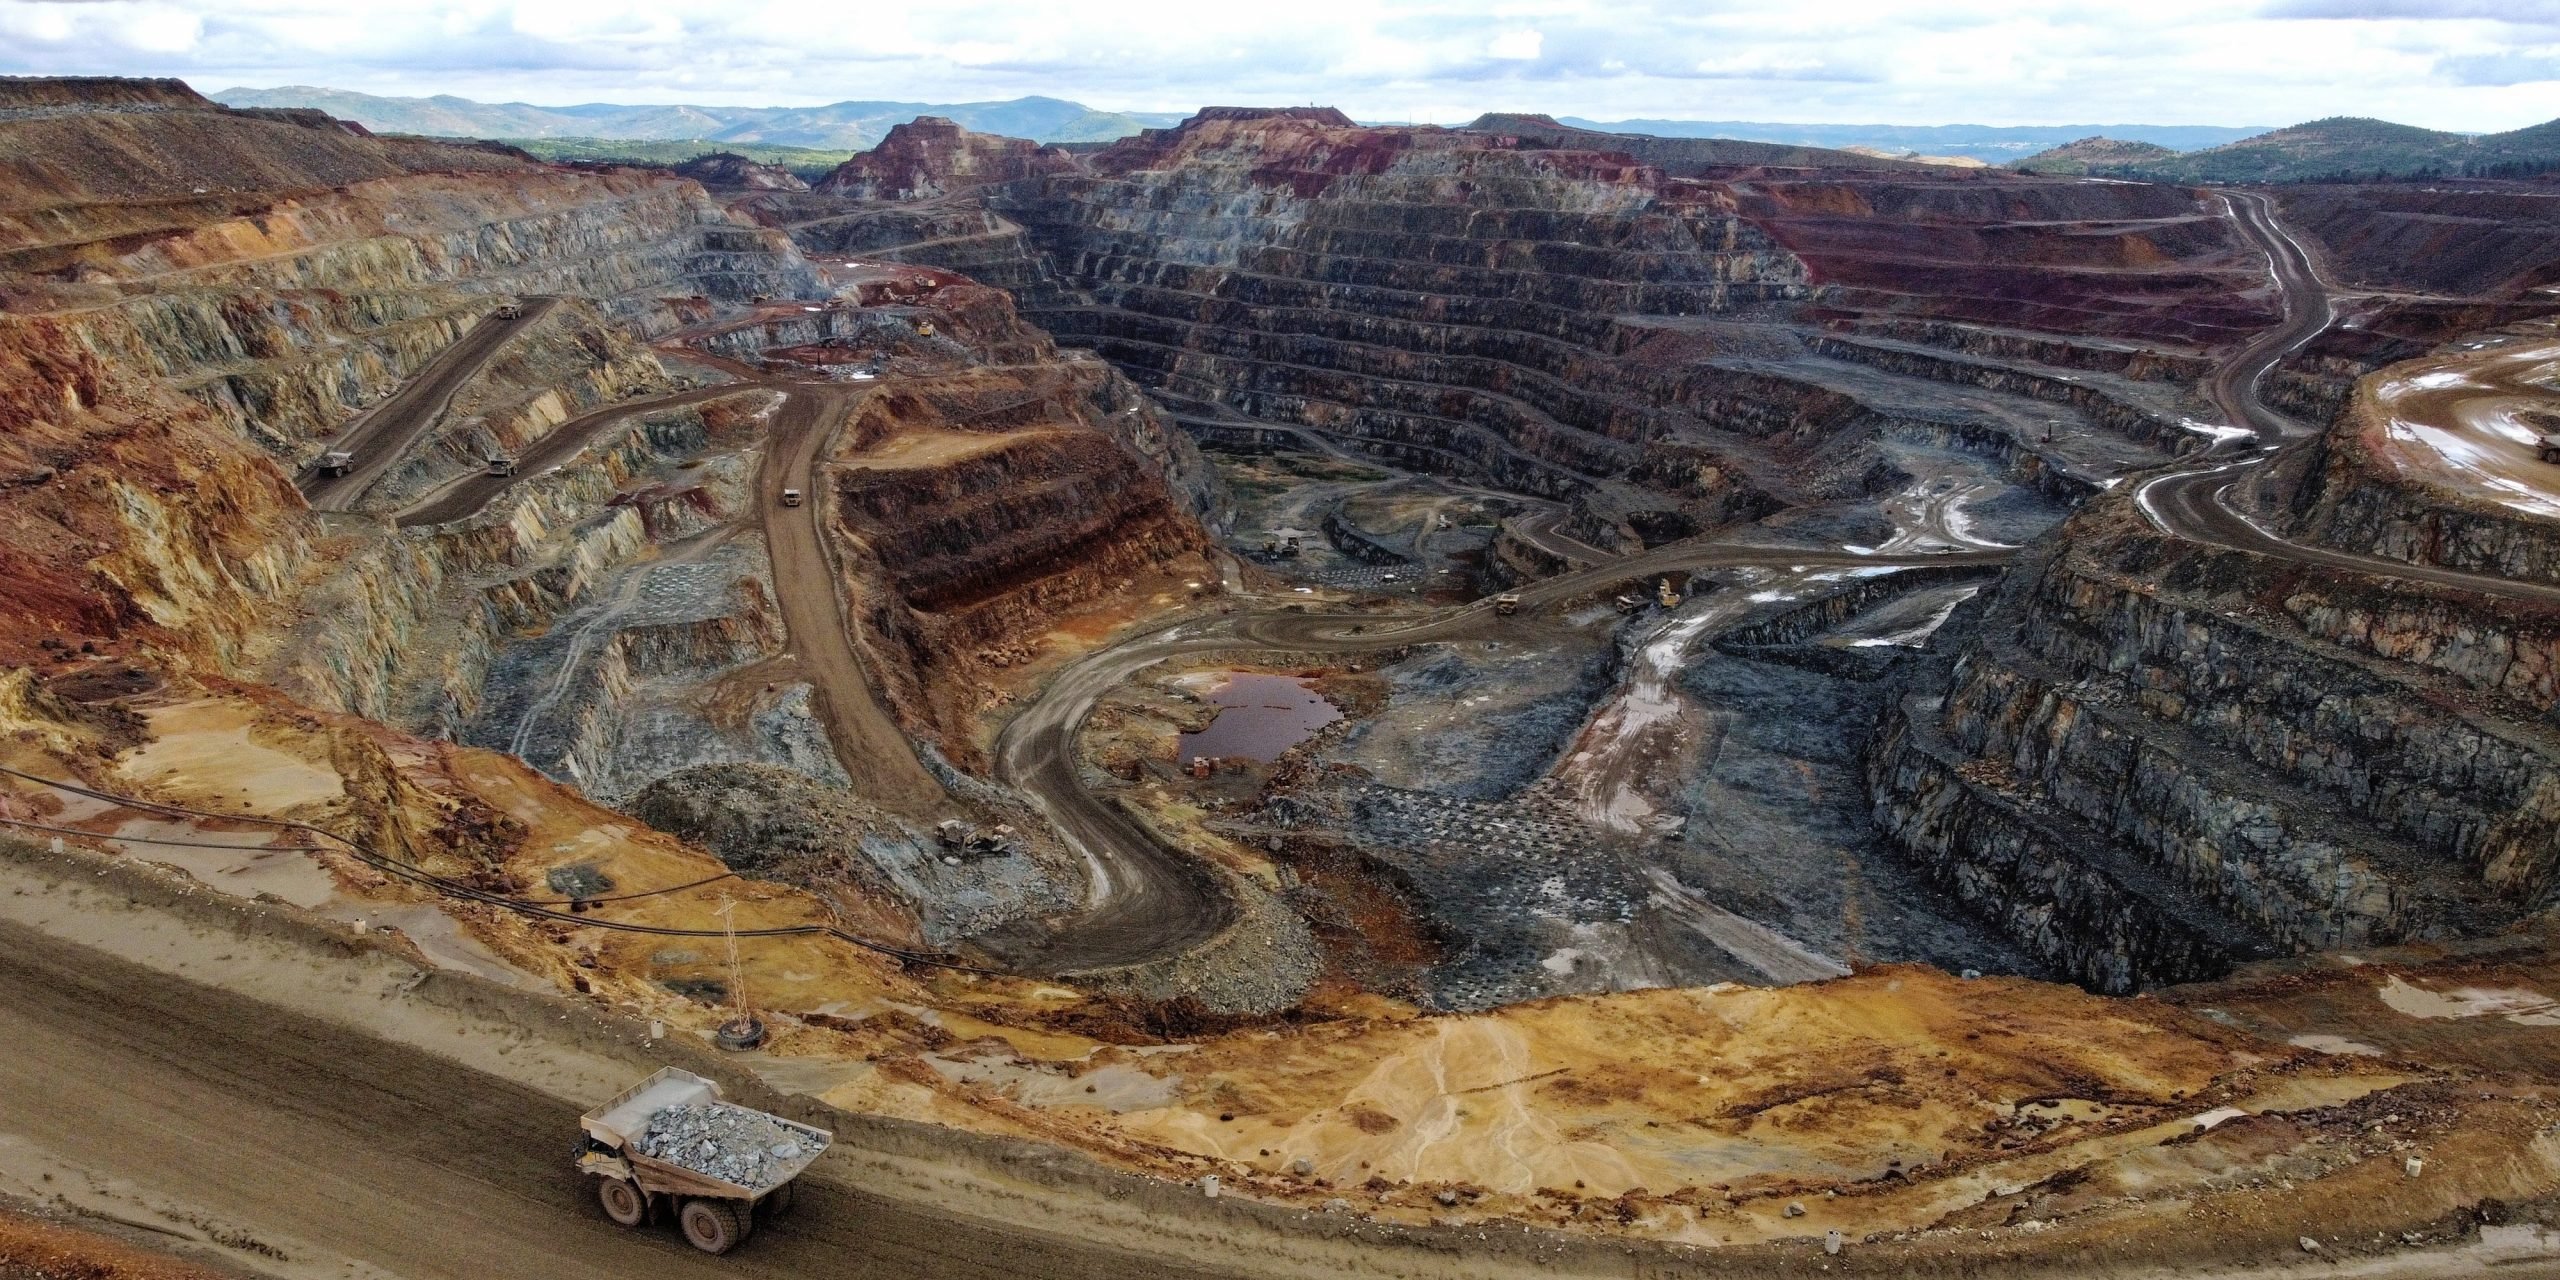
left=2289, top=424, right=2560, bottom=588
left=1868, top=500, right=2560, bottom=992
left=627, top=762, right=882, bottom=875
left=636, top=1102, right=811, bottom=1190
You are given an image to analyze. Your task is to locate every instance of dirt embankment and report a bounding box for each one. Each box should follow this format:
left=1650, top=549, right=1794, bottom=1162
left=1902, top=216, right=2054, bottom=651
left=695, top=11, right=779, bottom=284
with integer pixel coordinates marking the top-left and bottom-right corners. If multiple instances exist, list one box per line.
left=1, top=828, right=2556, bottom=1279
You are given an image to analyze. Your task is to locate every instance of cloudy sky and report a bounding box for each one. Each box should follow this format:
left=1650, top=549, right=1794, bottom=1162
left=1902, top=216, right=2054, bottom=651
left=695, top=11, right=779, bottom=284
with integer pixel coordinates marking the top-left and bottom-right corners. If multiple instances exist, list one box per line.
left=4, top=0, right=2557, bottom=130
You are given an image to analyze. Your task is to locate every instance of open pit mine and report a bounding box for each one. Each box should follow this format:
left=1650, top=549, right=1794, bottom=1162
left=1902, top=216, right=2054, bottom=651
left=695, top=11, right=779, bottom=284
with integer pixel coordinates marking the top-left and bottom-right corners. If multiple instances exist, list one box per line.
left=3, top=76, right=2560, bottom=1277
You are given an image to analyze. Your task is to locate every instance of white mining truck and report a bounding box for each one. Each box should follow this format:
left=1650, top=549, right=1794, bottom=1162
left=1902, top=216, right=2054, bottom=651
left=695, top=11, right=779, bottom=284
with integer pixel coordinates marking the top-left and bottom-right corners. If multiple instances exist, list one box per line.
left=575, top=1067, right=832, bottom=1254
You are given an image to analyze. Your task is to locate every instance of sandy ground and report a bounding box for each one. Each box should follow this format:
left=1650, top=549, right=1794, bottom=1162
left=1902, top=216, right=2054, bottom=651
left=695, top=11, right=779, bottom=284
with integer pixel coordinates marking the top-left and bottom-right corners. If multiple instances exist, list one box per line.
left=2, top=832, right=2556, bottom=1279
left=2368, top=328, right=2560, bottom=517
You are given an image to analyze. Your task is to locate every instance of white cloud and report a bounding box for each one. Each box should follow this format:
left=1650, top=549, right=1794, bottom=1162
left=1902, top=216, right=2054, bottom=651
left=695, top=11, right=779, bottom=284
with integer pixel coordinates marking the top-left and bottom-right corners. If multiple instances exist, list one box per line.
left=0, top=0, right=2551, bottom=129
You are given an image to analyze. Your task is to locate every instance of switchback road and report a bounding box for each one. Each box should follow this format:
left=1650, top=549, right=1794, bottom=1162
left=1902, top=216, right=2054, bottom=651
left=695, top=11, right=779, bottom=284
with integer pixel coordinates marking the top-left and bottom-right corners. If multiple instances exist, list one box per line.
left=2137, top=190, right=2560, bottom=605
left=396, top=383, right=747, bottom=527
left=300, top=297, right=557, bottom=511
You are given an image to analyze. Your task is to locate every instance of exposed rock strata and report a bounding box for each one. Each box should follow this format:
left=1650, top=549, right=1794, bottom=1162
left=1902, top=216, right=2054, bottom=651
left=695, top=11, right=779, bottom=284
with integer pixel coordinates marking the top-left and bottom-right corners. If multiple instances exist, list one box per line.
left=759, top=110, right=2266, bottom=550
left=1871, top=498, right=2558, bottom=991
left=814, top=117, right=1073, bottom=200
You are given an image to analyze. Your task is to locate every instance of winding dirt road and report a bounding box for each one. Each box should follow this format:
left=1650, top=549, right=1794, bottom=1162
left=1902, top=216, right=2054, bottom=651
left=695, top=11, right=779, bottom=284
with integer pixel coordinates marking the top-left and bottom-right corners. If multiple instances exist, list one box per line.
left=2137, top=189, right=2560, bottom=605
left=994, top=538, right=2014, bottom=972
left=758, top=384, right=952, bottom=817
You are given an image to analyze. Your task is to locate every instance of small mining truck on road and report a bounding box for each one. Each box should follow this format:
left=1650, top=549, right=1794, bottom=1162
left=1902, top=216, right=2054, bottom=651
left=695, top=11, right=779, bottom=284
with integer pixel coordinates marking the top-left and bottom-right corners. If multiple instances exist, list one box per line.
left=576, top=1067, right=832, bottom=1254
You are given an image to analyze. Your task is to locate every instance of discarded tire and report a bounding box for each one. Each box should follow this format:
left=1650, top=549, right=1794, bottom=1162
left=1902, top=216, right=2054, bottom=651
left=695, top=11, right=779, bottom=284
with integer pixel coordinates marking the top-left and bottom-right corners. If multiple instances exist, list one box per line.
left=714, top=1016, right=767, bottom=1051
left=680, top=1198, right=749, bottom=1254
left=595, top=1177, right=646, bottom=1226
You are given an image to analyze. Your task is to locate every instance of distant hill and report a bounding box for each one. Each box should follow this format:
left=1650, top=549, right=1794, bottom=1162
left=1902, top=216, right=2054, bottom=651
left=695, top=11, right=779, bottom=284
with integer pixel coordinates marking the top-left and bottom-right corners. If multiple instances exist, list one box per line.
left=1465, top=113, right=1939, bottom=173
left=208, top=86, right=1187, bottom=150
left=2018, top=116, right=2560, bottom=182
left=1837, top=144, right=1987, bottom=169
left=497, top=137, right=853, bottom=178
left=2014, top=137, right=2181, bottom=176
left=667, top=152, right=812, bottom=190
left=1551, top=118, right=2269, bottom=163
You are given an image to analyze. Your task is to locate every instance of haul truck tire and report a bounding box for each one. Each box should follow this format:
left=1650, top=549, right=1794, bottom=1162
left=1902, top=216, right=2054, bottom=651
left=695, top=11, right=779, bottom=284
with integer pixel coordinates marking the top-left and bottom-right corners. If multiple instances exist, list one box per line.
left=596, top=1177, right=646, bottom=1226
left=759, top=1180, right=796, bottom=1219
left=680, top=1198, right=750, bottom=1254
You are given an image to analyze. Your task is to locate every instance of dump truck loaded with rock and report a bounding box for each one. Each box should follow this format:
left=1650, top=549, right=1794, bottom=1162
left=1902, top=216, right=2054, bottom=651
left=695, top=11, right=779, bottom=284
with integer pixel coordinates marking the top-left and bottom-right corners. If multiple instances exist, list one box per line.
left=575, top=1068, right=832, bottom=1255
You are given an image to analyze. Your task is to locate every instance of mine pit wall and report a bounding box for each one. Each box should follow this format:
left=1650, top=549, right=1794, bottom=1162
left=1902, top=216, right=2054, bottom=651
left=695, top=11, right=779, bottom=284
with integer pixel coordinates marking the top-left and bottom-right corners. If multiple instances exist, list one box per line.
left=1732, top=177, right=2279, bottom=347
left=362, top=301, right=672, bottom=506
left=1871, top=505, right=2560, bottom=992
left=527, top=582, right=787, bottom=802
left=750, top=199, right=1065, bottom=301
left=987, top=145, right=1819, bottom=522
left=1865, top=702, right=2247, bottom=994
left=0, top=309, right=319, bottom=671
left=271, top=399, right=771, bottom=737
left=1832, top=318, right=2215, bottom=385
left=1800, top=334, right=2196, bottom=455
left=1713, top=564, right=2004, bottom=671
left=102, top=174, right=813, bottom=457
left=2280, top=393, right=2560, bottom=587
left=837, top=426, right=1214, bottom=762
left=2, top=158, right=818, bottom=694
left=766, top=124, right=2276, bottom=554
left=778, top=122, right=2286, bottom=570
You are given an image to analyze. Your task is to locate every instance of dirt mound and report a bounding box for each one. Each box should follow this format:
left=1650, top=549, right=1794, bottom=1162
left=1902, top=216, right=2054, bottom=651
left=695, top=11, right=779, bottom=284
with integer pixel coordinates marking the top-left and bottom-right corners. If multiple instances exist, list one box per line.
left=625, top=762, right=884, bottom=874
left=0, top=82, right=534, bottom=225
left=671, top=151, right=809, bottom=192
left=0, top=75, right=208, bottom=110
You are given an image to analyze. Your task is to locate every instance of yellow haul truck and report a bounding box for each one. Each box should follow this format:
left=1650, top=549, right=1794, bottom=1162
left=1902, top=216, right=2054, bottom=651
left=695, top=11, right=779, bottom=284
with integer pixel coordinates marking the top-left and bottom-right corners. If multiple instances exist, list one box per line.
left=576, top=1068, right=832, bottom=1254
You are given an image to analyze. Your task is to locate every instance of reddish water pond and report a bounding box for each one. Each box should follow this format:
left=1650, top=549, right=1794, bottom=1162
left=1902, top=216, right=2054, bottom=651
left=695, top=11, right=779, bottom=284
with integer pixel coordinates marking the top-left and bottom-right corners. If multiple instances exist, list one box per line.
left=1176, top=673, right=1342, bottom=763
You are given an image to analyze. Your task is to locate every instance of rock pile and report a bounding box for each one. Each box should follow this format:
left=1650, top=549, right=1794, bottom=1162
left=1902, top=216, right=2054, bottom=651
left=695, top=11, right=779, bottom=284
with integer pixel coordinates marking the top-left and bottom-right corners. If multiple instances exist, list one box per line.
left=636, top=1102, right=815, bottom=1190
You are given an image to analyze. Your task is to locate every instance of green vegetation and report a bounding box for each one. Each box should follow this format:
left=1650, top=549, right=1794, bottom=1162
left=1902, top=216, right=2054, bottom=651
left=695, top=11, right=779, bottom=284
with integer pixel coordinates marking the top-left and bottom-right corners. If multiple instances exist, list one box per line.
left=2013, top=137, right=2179, bottom=177
left=488, top=137, right=853, bottom=179
left=2015, top=115, right=2560, bottom=183
left=1274, top=452, right=1391, bottom=484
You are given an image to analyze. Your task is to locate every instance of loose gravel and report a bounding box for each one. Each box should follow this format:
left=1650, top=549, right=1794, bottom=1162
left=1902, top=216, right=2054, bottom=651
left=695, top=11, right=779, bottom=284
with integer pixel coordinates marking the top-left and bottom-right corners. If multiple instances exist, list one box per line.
left=636, top=1101, right=817, bottom=1190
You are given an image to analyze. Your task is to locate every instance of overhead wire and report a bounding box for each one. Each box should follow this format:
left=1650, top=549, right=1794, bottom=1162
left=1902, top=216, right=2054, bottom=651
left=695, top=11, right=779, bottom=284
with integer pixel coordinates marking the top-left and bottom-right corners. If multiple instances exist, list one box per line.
left=0, top=763, right=1007, bottom=976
